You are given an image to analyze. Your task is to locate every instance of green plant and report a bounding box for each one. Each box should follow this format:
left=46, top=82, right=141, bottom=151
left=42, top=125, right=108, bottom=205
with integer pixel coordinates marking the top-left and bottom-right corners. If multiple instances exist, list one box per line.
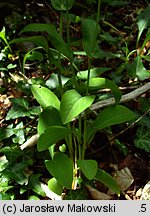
left=3, top=0, right=149, bottom=200
left=9, top=0, right=137, bottom=197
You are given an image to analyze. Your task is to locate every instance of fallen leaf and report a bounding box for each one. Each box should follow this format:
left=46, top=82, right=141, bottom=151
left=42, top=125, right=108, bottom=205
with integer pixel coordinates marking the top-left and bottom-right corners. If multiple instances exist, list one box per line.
left=86, top=185, right=114, bottom=200
left=108, top=167, right=134, bottom=194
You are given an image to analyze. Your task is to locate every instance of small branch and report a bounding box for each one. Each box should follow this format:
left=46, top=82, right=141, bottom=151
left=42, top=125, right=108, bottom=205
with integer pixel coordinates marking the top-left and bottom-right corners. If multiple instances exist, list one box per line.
left=91, top=82, right=150, bottom=111
left=20, top=134, right=39, bottom=150
left=20, top=82, right=150, bottom=150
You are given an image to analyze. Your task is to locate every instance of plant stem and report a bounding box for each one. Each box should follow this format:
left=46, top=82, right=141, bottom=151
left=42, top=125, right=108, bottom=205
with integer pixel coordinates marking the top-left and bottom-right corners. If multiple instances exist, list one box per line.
left=97, top=0, right=101, bottom=23
left=82, top=57, right=91, bottom=159
left=59, top=10, right=63, bottom=37
left=66, top=0, right=70, bottom=45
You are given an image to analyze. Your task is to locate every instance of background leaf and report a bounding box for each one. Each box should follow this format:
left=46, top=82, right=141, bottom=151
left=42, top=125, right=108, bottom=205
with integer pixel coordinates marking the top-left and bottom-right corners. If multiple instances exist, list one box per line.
left=77, top=67, right=111, bottom=80
left=134, top=126, right=150, bottom=152
left=82, top=19, right=100, bottom=57
left=45, top=152, right=73, bottom=189
left=137, top=6, right=150, bottom=45
left=51, top=0, right=74, bottom=10
left=6, top=98, right=40, bottom=120
left=10, top=36, right=48, bottom=51
left=20, top=23, right=73, bottom=60
left=126, top=56, right=150, bottom=81
left=60, top=89, right=95, bottom=124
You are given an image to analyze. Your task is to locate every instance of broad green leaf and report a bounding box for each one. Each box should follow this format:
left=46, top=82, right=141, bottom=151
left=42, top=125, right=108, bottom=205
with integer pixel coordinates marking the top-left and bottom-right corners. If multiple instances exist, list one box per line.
left=38, top=106, right=62, bottom=135
left=20, top=24, right=73, bottom=60
left=48, top=178, right=63, bottom=195
left=31, top=85, right=60, bottom=110
left=9, top=36, right=49, bottom=51
left=88, top=77, right=122, bottom=103
left=51, top=0, right=74, bottom=10
left=82, top=19, right=100, bottom=57
left=137, top=6, right=150, bottom=45
left=126, top=56, right=150, bottom=81
left=134, top=127, right=150, bottom=153
left=94, top=105, right=135, bottom=130
left=77, top=160, right=98, bottom=180
left=77, top=67, right=111, bottom=80
left=45, top=152, right=73, bottom=189
left=95, top=169, right=120, bottom=195
left=29, top=174, right=46, bottom=197
left=60, top=89, right=95, bottom=124
left=37, top=126, right=71, bottom=151
left=86, top=105, right=135, bottom=145
left=6, top=98, right=40, bottom=120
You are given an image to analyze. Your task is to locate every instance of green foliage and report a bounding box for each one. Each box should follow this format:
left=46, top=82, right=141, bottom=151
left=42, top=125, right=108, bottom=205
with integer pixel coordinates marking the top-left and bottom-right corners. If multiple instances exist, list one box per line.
left=1, top=0, right=149, bottom=200
left=19, top=23, right=73, bottom=60
left=126, top=56, right=150, bottom=81
left=137, top=6, right=150, bottom=46
left=51, top=0, right=75, bottom=10
left=37, top=126, right=71, bottom=151
left=6, top=98, right=40, bottom=120
left=31, top=85, right=60, bottom=110
left=95, top=169, right=120, bottom=196
left=45, top=152, right=73, bottom=189
left=48, top=178, right=63, bottom=195
left=82, top=19, right=100, bottom=57
left=77, top=160, right=98, bottom=180
left=60, top=89, right=95, bottom=124
left=134, top=127, right=150, bottom=153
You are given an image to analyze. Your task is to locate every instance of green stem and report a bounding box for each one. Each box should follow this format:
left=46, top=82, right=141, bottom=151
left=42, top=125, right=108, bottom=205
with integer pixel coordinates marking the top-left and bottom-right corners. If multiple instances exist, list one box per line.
left=97, top=0, right=101, bottom=23
left=67, top=123, right=74, bottom=161
left=59, top=10, right=63, bottom=37
left=66, top=0, right=70, bottom=45
left=82, top=57, right=91, bottom=159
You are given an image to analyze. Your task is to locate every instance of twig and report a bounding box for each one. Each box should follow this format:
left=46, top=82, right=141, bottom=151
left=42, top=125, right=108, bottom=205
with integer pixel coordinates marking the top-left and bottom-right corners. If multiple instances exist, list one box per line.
left=20, top=134, right=39, bottom=150
left=91, top=82, right=150, bottom=111
left=20, top=82, right=150, bottom=150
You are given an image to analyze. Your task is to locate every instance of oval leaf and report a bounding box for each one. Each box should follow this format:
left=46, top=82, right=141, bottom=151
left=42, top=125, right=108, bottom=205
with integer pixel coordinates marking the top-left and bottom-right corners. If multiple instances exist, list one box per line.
left=95, top=168, right=120, bottom=195
left=60, top=89, right=95, bottom=124
left=31, top=85, right=60, bottom=110
left=38, top=106, right=62, bottom=135
left=20, top=23, right=73, bottom=60
left=51, top=0, right=74, bottom=10
left=37, top=126, right=71, bottom=151
left=94, top=105, right=135, bottom=130
left=82, top=19, right=100, bottom=57
left=77, top=160, right=98, bottom=180
left=10, top=36, right=48, bottom=51
left=88, top=77, right=122, bottom=103
left=48, top=178, right=63, bottom=196
left=45, top=152, right=73, bottom=189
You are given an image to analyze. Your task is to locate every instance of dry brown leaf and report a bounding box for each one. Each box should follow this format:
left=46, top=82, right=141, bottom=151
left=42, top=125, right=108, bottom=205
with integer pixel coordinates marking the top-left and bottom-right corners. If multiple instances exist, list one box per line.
left=108, top=167, right=134, bottom=194
left=86, top=185, right=114, bottom=200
